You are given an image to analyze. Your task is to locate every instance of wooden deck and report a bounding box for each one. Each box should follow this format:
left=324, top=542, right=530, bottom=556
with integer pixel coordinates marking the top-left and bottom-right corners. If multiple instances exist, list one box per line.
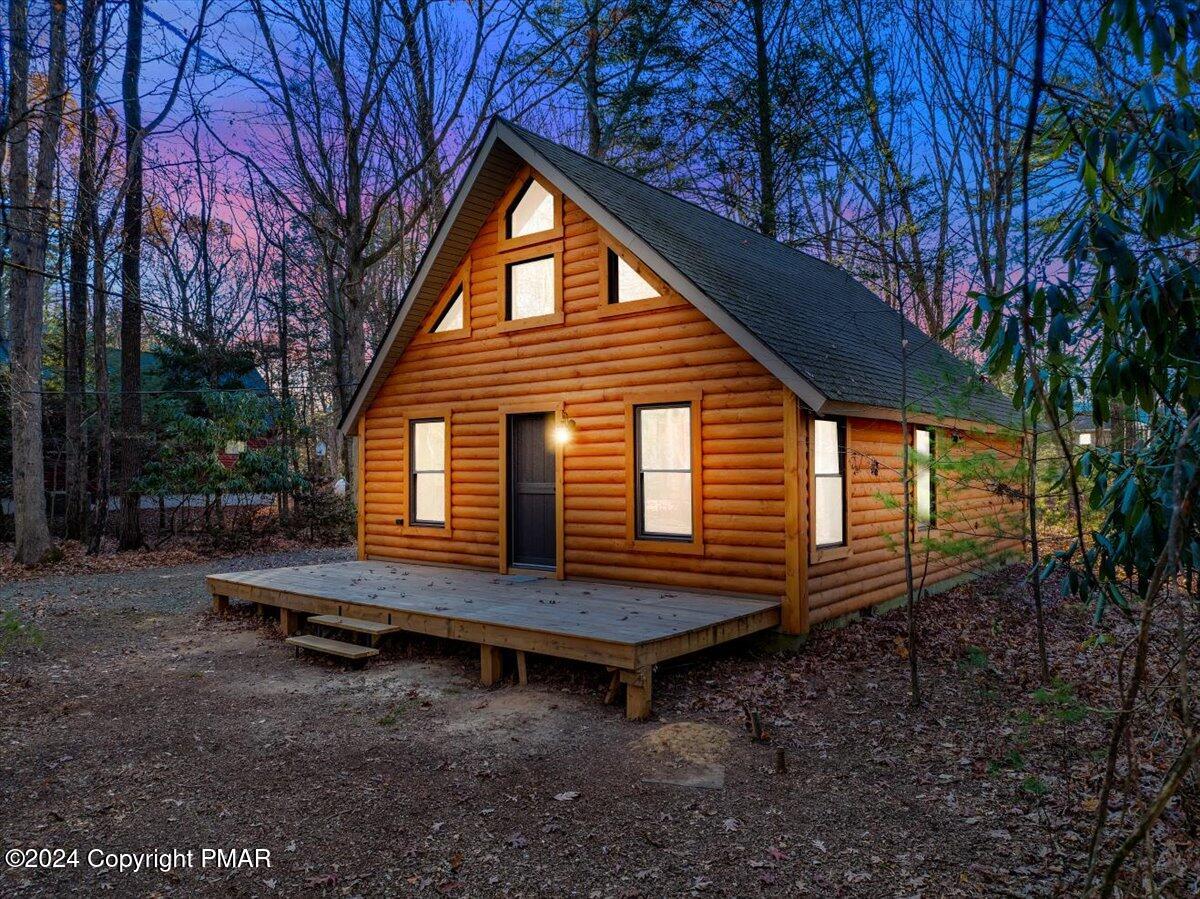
left=206, top=560, right=780, bottom=718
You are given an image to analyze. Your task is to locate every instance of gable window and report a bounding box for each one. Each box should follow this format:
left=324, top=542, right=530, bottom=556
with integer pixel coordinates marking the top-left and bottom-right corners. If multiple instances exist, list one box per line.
left=409, top=418, right=446, bottom=526
left=813, top=417, right=846, bottom=548
left=506, top=255, right=556, bottom=321
left=634, top=403, right=693, bottom=539
left=506, top=178, right=555, bottom=239
left=914, top=427, right=935, bottom=529
left=607, top=249, right=659, bottom=303
left=432, top=286, right=464, bottom=333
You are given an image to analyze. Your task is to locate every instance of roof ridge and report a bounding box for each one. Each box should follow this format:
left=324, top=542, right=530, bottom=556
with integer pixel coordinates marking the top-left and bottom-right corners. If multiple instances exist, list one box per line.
left=496, top=116, right=857, bottom=285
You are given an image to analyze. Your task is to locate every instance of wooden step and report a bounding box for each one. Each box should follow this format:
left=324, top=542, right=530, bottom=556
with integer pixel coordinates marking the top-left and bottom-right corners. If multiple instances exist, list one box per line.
left=286, top=634, right=379, bottom=662
left=306, top=614, right=403, bottom=637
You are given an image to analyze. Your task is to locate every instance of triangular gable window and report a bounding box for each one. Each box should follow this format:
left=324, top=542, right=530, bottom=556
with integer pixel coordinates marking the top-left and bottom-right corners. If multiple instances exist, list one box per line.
left=608, top=249, right=660, bottom=303
left=506, top=178, right=555, bottom=238
left=432, top=286, right=464, bottom=333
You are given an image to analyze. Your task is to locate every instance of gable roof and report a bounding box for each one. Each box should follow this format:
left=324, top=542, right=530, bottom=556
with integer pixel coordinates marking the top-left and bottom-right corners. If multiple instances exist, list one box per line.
left=340, top=118, right=1013, bottom=433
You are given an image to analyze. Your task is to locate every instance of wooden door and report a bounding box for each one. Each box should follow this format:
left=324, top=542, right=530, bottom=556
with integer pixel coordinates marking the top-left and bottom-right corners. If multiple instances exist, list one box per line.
left=508, top=413, right=556, bottom=569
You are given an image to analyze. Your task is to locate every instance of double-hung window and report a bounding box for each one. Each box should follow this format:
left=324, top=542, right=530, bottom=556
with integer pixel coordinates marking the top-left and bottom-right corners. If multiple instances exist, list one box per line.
left=813, top=418, right=846, bottom=548
left=914, top=427, right=935, bottom=529
left=634, top=403, right=694, bottom=540
left=409, top=418, right=446, bottom=527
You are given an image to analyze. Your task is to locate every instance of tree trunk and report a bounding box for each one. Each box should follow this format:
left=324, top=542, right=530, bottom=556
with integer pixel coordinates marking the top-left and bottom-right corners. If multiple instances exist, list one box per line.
left=399, top=0, right=446, bottom=221
left=118, top=0, right=145, bottom=550
left=277, top=233, right=291, bottom=521
left=584, top=0, right=602, bottom=157
left=749, top=0, right=777, bottom=239
left=88, top=232, right=111, bottom=553
left=64, top=0, right=100, bottom=541
left=6, top=0, right=65, bottom=565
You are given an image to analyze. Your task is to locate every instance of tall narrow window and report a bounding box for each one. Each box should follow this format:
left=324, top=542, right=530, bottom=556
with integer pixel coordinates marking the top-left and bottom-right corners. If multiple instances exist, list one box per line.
left=506, top=178, right=555, bottom=238
left=431, top=286, right=464, bottom=333
left=813, top=418, right=846, bottom=548
left=410, top=418, right=446, bottom=526
left=506, top=255, right=555, bottom=320
left=914, top=427, right=935, bottom=529
left=635, top=403, right=693, bottom=539
left=607, top=249, right=659, bottom=303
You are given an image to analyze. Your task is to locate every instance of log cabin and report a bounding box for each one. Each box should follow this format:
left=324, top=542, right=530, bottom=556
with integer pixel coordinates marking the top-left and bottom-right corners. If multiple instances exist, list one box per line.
left=209, top=118, right=1023, bottom=718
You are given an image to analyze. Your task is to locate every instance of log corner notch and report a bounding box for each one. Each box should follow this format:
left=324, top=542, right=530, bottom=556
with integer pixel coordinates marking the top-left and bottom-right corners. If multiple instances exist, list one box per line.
left=781, top=392, right=810, bottom=635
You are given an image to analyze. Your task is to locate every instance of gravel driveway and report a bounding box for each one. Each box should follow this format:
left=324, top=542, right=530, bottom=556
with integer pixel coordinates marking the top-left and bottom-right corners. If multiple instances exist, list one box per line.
left=0, top=551, right=1128, bottom=896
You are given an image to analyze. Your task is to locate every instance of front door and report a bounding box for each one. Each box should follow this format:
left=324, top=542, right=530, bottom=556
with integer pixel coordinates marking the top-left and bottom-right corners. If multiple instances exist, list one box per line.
left=508, top=412, right=556, bottom=570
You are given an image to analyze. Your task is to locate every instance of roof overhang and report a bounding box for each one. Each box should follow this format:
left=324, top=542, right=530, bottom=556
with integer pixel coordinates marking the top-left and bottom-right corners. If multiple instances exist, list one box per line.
left=339, top=120, right=826, bottom=435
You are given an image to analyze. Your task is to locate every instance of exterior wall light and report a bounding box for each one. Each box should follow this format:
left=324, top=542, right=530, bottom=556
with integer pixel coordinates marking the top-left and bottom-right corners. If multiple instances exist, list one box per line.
left=554, top=418, right=577, bottom=446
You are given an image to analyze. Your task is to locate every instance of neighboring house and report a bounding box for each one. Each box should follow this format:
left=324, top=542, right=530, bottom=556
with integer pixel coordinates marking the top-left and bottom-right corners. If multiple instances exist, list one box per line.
left=0, top=338, right=273, bottom=478
left=359, top=119, right=1021, bottom=633
left=1071, top=407, right=1151, bottom=450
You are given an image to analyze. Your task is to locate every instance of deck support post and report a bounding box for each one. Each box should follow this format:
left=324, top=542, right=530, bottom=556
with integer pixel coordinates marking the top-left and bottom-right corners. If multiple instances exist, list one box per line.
left=515, top=651, right=528, bottom=686
left=212, top=594, right=230, bottom=614
left=480, top=644, right=504, bottom=686
left=279, top=607, right=302, bottom=636
left=622, top=667, right=653, bottom=720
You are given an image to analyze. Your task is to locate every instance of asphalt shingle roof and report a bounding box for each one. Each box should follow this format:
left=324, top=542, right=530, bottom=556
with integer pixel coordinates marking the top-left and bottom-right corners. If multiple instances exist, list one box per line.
left=504, top=120, right=1013, bottom=426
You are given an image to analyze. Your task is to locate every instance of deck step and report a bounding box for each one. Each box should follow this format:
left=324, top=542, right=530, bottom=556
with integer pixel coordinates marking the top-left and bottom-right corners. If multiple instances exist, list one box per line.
left=306, top=614, right=403, bottom=636
left=286, top=634, right=380, bottom=661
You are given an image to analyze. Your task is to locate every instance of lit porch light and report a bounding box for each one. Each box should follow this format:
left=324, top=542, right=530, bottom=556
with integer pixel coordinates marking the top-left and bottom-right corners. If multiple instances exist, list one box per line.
left=554, top=418, right=577, bottom=446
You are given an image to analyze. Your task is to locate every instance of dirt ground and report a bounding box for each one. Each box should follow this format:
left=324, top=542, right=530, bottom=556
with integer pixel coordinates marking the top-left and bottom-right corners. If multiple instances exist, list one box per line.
left=1, top=549, right=1196, bottom=897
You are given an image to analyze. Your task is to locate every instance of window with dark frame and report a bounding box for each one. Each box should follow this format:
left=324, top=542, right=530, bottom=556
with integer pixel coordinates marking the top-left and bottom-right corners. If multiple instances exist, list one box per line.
left=813, top=417, right=846, bottom=548
left=634, top=403, right=693, bottom=540
left=914, top=427, right=936, bottom=529
left=606, top=248, right=660, bottom=304
left=409, top=418, right=446, bottom=527
left=505, top=178, right=555, bottom=239
left=505, top=255, right=555, bottom=320
left=431, top=285, right=464, bottom=333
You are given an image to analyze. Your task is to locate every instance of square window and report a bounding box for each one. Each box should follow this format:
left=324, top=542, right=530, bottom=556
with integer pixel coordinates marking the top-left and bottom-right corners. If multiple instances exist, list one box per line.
left=506, top=256, right=556, bottom=320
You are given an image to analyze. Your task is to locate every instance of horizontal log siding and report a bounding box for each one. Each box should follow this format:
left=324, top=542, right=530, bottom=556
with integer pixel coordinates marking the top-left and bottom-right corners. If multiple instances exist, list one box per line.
left=363, top=195, right=788, bottom=596
left=806, top=416, right=1024, bottom=624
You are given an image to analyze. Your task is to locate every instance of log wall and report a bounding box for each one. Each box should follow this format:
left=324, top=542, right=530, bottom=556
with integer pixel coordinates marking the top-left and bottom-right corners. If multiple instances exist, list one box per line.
left=361, top=167, right=1025, bottom=617
left=362, top=189, right=789, bottom=596
left=805, top=416, right=1025, bottom=624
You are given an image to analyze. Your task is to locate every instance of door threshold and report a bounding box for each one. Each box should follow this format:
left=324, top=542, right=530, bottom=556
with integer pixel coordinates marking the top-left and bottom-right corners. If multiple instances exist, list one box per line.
left=505, top=565, right=556, bottom=579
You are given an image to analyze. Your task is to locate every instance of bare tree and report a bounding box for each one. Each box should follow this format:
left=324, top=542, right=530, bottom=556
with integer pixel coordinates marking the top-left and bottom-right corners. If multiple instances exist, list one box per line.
left=6, top=0, right=66, bottom=564
left=116, top=0, right=210, bottom=550
left=64, top=0, right=102, bottom=540
left=211, top=0, right=526, bottom=484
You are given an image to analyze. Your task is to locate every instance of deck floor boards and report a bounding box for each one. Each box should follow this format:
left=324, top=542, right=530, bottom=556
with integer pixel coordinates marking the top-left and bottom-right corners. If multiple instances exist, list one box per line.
left=209, top=561, right=777, bottom=645
left=206, top=560, right=781, bottom=716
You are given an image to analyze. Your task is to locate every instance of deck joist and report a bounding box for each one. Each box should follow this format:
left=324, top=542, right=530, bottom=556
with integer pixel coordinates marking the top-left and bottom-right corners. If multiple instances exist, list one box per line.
left=206, top=560, right=780, bottom=718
